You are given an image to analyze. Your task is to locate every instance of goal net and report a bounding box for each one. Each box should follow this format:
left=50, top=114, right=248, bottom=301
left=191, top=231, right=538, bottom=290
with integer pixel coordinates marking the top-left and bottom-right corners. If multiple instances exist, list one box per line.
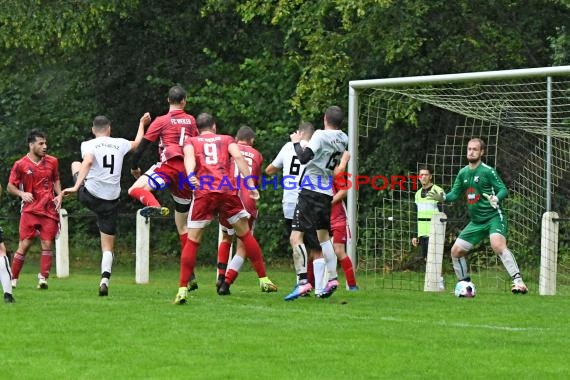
left=347, top=66, right=570, bottom=295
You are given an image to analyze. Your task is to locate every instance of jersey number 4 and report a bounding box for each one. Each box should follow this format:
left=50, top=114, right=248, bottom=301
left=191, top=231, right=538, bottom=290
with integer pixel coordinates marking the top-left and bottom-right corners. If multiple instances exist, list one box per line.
left=103, top=154, right=115, bottom=174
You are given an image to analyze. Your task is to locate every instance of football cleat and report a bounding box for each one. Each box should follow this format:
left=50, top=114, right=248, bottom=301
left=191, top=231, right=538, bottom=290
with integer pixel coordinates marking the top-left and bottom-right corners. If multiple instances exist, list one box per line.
left=284, top=282, right=313, bottom=301
left=140, top=206, right=170, bottom=218
left=259, top=277, right=278, bottom=293
left=511, top=282, right=528, bottom=294
left=99, top=283, right=109, bottom=297
left=316, top=278, right=339, bottom=299
left=215, top=275, right=225, bottom=293
left=217, top=281, right=231, bottom=296
left=37, top=276, right=48, bottom=290
left=11, top=278, right=17, bottom=289
left=173, top=287, right=188, bottom=305
left=187, top=279, right=199, bottom=292
left=347, top=285, right=360, bottom=291
left=4, top=292, right=15, bottom=303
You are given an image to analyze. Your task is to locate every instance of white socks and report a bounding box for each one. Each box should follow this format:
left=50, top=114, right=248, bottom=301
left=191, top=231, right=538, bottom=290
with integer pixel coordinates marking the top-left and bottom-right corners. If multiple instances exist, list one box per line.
left=0, top=255, right=12, bottom=294
left=499, top=248, right=522, bottom=281
left=100, top=251, right=113, bottom=286
left=321, top=239, right=337, bottom=279
left=313, top=258, right=326, bottom=294
left=228, top=255, right=245, bottom=273
left=452, top=256, right=469, bottom=280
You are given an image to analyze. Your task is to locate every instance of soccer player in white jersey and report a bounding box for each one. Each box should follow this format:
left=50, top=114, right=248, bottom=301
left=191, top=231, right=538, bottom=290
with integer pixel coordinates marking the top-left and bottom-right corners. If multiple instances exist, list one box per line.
left=59, top=114, right=149, bottom=296
left=265, top=122, right=316, bottom=240
left=284, top=106, right=348, bottom=300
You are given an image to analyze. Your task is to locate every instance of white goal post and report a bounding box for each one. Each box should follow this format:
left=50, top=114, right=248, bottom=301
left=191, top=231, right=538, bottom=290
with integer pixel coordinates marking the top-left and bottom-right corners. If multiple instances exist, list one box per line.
left=347, top=65, right=570, bottom=294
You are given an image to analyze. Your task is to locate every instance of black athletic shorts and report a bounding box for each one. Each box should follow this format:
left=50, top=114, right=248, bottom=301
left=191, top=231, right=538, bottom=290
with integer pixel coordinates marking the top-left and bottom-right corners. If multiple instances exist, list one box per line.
left=78, top=186, right=120, bottom=235
left=292, top=188, right=332, bottom=233
left=284, top=218, right=321, bottom=250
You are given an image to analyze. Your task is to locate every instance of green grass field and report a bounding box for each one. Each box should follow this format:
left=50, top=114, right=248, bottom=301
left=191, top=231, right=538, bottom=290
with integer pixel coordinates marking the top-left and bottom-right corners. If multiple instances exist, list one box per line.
left=3, top=265, right=570, bottom=379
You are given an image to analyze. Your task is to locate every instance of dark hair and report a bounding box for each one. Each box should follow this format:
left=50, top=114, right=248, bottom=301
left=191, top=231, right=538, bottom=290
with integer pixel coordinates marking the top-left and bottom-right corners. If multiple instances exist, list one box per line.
left=92, top=115, right=111, bottom=129
left=298, top=121, right=315, bottom=134
left=27, top=129, right=46, bottom=144
left=196, top=112, right=216, bottom=131
left=236, top=125, right=255, bottom=142
left=324, top=106, right=344, bottom=128
left=418, top=165, right=433, bottom=174
left=468, top=138, right=486, bottom=152
left=168, top=85, right=187, bottom=104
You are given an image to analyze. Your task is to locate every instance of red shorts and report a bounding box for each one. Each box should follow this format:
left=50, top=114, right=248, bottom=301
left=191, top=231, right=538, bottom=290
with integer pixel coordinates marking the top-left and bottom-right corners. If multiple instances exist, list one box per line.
left=19, top=212, right=59, bottom=241
left=188, top=192, right=250, bottom=229
left=331, top=223, right=350, bottom=245
left=146, top=158, right=192, bottom=201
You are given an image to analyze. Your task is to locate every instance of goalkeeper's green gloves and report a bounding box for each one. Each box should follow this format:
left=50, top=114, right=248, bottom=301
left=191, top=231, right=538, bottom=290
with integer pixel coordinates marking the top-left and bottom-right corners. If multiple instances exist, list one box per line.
left=483, top=193, right=498, bottom=209
left=426, top=190, right=445, bottom=202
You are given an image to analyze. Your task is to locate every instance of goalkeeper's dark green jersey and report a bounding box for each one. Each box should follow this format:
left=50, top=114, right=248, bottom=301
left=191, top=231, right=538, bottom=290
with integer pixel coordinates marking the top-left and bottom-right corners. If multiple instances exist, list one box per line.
left=445, top=162, right=508, bottom=223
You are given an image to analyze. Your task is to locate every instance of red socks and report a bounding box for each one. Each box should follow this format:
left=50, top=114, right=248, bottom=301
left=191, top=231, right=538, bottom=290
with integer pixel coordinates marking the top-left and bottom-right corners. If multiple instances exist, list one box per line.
left=40, top=250, right=52, bottom=278
left=340, top=256, right=357, bottom=287
left=179, top=233, right=187, bottom=250
left=217, top=241, right=232, bottom=277
left=237, top=231, right=266, bottom=278
left=225, top=269, right=239, bottom=285
left=129, top=188, right=160, bottom=207
left=11, top=252, right=25, bottom=279
left=179, top=239, right=199, bottom=287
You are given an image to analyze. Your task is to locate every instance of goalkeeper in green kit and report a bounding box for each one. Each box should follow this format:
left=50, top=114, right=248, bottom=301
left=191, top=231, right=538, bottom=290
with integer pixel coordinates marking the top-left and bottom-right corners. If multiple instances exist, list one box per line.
left=427, top=138, right=528, bottom=294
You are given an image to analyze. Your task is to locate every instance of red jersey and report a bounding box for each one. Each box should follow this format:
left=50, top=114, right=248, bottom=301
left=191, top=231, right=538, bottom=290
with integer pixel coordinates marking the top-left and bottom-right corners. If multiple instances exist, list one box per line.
left=144, top=109, right=197, bottom=162
left=186, top=133, right=237, bottom=197
left=9, top=154, right=60, bottom=221
left=231, top=142, right=263, bottom=217
left=330, top=185, right=347, bottom=228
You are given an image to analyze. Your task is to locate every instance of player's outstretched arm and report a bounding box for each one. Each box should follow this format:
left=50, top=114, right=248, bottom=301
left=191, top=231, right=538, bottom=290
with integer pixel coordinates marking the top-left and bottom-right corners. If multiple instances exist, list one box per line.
left=130, top=112, right=151, bottom=152
left=426, top=189, right=445, bottom=202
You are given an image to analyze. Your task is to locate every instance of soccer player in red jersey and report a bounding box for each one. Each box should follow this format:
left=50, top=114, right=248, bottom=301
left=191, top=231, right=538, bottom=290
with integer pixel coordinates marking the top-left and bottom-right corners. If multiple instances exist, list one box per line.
left=7, top=129, right=61, bottom=290
left=173, top=113, right=265, bottom=304
left=128, top=85, right=199, bottom=288
left=216, top=126, right=277, bottom=294
left=330, top=151, right=358, bottom=290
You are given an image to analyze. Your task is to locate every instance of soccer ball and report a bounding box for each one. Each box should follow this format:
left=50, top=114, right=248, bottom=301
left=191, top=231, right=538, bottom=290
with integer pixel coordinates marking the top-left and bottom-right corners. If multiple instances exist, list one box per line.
left=454, top=280, right=476, bottom=298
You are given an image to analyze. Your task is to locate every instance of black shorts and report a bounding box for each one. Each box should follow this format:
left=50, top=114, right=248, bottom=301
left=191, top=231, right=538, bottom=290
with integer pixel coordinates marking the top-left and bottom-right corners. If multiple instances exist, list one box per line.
left=284, top=218, right=321, bottom=250
left=78, top=186, right=120, bottom=235
left=292, top=189, right=332, bottom=233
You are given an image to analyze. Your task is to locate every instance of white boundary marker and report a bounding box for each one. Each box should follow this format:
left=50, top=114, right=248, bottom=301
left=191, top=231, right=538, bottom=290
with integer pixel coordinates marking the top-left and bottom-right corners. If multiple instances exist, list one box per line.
left=55, top=208, right=69, bottom=278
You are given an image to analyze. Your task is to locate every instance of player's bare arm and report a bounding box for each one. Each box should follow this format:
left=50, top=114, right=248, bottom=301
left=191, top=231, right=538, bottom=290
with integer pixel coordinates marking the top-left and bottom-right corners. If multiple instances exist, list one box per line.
left=265, top=164, right=279, bottom=176
left=130, top=112, right=151, bottom=152
left=333, top=151, right=350, bottom=177
left=332, top=189, right=347, bottom=205
left=7, top=182, right=33, bottom=203
left=183, top=144, right=198, bottom=187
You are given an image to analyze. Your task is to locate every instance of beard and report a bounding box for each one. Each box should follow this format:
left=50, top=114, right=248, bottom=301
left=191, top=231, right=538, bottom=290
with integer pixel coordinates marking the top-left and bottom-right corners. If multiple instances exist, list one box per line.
left=467, top=157, right=480, bottom=163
